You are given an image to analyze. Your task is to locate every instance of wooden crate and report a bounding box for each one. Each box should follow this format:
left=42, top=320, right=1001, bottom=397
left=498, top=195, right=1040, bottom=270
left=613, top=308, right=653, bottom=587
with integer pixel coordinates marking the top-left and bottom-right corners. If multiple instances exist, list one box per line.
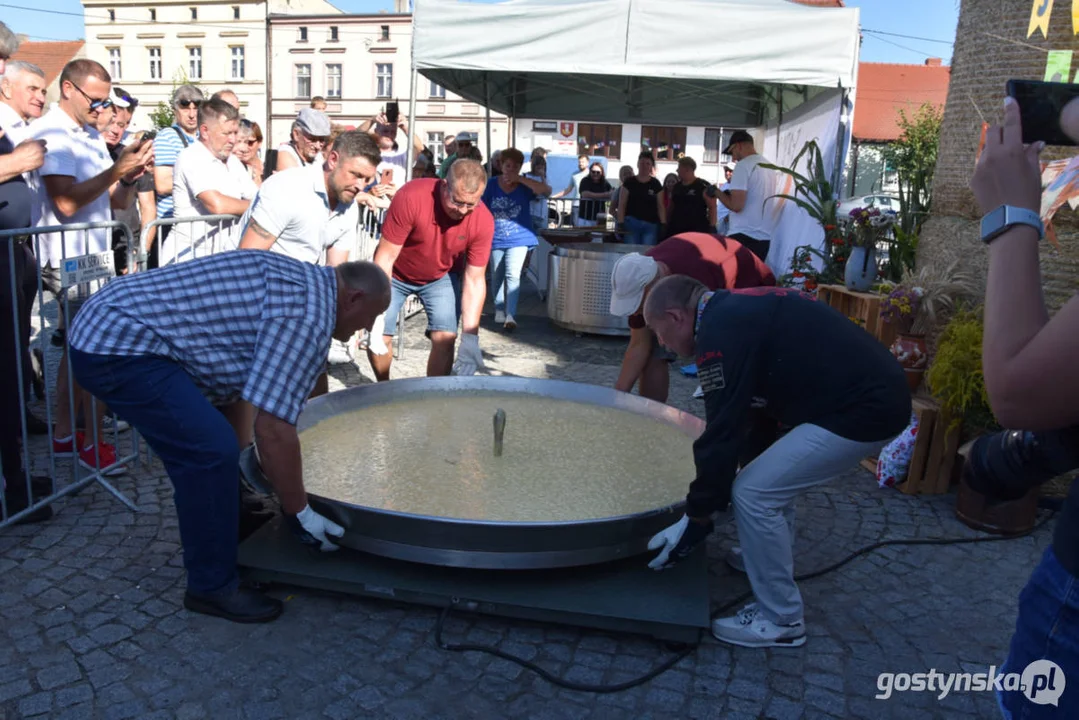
left=817, top=284, right=897, bottom=349
left=901, top=398, right=962, bottom=495
left=860, top=399, right=961, bottom=495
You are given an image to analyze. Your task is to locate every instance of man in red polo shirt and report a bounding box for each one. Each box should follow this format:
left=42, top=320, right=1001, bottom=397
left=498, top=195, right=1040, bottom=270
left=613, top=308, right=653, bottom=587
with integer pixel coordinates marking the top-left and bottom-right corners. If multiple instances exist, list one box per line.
left=366, top=158, right=494, bottom=380
left=609, top=232, right=775, bottom=403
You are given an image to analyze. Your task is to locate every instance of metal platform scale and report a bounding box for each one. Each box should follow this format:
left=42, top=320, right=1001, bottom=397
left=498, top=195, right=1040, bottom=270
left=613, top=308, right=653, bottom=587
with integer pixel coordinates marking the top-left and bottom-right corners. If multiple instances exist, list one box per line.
left=238, top=517, right=710, bottom=644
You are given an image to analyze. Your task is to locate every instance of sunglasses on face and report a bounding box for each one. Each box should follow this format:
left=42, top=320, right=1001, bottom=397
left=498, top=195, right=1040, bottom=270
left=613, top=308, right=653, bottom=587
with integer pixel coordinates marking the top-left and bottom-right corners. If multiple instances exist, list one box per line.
left=71, top=83, right=112, bottom=111
left=302, top=131, right=328, bottom=144
left=176, top=99, right=202, bottom=109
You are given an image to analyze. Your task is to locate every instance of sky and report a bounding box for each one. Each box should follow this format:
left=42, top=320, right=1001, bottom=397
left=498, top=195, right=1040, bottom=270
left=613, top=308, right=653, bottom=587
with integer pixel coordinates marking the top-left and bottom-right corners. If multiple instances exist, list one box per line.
left=4, top=0, right=958, bottom=65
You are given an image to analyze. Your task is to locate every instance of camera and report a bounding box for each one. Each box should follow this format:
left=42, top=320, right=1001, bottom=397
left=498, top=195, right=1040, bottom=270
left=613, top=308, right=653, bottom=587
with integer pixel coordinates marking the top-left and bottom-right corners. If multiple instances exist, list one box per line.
left=963, top=425, right=1079, bottom=502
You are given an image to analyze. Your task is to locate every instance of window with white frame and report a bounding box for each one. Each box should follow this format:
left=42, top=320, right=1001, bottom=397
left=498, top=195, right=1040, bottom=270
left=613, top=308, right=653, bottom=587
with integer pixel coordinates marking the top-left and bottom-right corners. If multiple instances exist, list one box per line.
left=230, top=46, right=245, bottom=80
left=295, top=64, right=311, bottom=98
left=329, top=26, right=339, bottom=42
left=232, top=5, right=240, bottom=20
left=190, top=7, right=197, bottom=21
left=188, top=47, right=202, bottom=80
left=108, top=48, right=122, bottom=80
left=428, top=132, right=446, bottom=163
left=380, top=25, right=390, bottom=41
left=148, top=47, right=162, bottom=80
left=376, top=64, right=393, bottom=98
left=108, top=9, right=115, bottom=21
left=298, top=27, right=308, bottom=42
left=326, top=64, right=342, bottom=98
left=429, top=81, right=446, bottom=99
left=149, top=8, right=156, bottom=21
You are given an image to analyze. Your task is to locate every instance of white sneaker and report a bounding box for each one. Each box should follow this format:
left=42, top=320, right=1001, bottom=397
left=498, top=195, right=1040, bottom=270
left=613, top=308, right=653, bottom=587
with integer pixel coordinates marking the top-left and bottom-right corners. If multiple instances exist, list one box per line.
left=504, top=314, right=517, bottom=331
left=693, top=385, right=705, bottom=399
left=326, top=340, right=353, bottom=365
left=101, top=415, right=129, bottom=433
left=726, top=546, right=745, bottom=573
left=494, top=310, right=506, bottom=324
left=711, top=602, right=806, bottom=648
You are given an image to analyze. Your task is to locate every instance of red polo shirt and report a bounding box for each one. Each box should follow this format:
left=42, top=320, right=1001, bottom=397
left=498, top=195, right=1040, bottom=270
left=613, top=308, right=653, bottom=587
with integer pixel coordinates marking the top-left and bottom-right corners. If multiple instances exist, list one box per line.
left=380, top=178, right=494, bottom=285
left=628, top=232, right=776, bottom=329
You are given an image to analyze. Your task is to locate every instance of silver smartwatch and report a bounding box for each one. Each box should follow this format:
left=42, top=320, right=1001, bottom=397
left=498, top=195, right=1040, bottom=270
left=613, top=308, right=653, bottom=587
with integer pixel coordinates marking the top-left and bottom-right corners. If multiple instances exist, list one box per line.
left=980, top=205, right=1044, bottom=244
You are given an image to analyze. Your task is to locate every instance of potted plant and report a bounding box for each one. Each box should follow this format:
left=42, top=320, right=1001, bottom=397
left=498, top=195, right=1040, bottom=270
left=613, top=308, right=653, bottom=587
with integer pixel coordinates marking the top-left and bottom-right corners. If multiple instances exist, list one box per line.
left=842, top=206, right=893, bottom=291
left=879, top=260, right=977, bottom=392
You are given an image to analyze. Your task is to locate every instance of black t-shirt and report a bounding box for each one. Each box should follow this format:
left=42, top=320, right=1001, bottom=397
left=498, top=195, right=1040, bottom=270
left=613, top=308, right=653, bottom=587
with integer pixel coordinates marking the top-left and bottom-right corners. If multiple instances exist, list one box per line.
left=623, top=176, right=663, bottom=224
left=0, top=132, right=31, bottom=231
left=686, top=287, right=912, bottom=517
left=667, top=178, right=713, bottom=236
left=578, top=176, right=612, bottom=221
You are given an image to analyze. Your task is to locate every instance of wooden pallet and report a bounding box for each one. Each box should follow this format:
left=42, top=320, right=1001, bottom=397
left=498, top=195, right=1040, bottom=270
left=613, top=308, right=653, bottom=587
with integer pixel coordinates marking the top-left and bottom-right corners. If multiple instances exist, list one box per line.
left=817, top=284, right=897, bottom=349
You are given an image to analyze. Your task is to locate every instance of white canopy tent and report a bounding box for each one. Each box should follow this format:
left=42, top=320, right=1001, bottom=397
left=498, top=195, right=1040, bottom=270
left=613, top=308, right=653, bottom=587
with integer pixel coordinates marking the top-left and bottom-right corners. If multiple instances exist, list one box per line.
left=405, top=0, right=861, bottom=273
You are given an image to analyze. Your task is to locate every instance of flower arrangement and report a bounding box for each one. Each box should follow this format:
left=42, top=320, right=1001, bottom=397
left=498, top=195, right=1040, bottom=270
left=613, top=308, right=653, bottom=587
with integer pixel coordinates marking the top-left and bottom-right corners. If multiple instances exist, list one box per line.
left=878, top=261, right=977, bottom=336
left=846, top=206, right=896, bottom=248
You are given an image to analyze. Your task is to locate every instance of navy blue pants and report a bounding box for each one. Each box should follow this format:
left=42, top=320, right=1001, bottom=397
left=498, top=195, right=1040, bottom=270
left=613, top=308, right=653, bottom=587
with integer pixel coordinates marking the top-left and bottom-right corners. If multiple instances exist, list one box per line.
left=998, top=546, right=1079, bottom=717
left=70, top=349, right=239, bottom=596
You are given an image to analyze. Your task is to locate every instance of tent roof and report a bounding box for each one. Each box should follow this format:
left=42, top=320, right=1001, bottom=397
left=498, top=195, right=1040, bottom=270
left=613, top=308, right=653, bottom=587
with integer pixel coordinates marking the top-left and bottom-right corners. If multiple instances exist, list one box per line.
left=412, top=0, right=859, bottom=126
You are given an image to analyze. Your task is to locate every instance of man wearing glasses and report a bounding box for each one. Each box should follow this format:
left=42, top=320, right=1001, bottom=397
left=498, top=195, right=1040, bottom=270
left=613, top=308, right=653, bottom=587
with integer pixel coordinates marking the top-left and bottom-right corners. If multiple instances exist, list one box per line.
left=147, top=84, right=203, bottom=269
left=30, top=58, right=153, bottom=475
left=366, top=158, right=493, bottom=380
left=274, top=108, right=330, bottom=173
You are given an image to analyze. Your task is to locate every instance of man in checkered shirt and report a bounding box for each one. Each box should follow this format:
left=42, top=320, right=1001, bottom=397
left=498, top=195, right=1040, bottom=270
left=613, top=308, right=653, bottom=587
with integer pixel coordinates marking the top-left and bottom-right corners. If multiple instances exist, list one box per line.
left=67, top=251, right=390, bottom=623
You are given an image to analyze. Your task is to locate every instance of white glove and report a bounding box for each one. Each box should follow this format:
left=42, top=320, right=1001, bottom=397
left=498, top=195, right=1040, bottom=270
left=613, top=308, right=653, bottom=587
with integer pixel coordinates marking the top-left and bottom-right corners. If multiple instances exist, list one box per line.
left=367, top=313, right=389, bottom=355
left=288, top=504, right=345, bottom=552
left=646, top=514, right=713, bottom=570
left=451, top=333, right=484, bottom=376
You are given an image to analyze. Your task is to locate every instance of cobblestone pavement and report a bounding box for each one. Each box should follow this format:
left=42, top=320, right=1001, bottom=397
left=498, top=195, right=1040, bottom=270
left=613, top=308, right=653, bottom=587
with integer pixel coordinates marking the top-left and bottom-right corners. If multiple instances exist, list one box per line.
left=2, top=282, right=1049, bottom=719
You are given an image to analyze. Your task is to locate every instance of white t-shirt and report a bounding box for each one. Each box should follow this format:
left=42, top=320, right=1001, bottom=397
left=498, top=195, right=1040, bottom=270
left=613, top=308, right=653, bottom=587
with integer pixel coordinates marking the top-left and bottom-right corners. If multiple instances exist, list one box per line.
left=239, top=163, right=359, bottom=264
left=166, top=141, right=258, bottom=263
left=380, top=146, right=408, bottom=171
left=727, top=154, right=776, bottom=241
left=31, top=106, right=113, bottom=268
left=0, top=102, right=29, bottom=142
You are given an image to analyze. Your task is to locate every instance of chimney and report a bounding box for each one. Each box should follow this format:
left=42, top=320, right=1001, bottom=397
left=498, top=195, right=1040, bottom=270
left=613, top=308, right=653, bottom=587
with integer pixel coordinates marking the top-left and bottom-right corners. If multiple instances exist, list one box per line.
left=925, top=58, right=942, bottom=67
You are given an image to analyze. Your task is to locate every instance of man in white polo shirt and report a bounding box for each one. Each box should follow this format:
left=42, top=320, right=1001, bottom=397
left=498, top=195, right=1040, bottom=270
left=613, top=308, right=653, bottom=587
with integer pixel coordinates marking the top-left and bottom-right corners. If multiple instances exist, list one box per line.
left=31, top=58, right=153, bottom=474
left=239, top=130, right=381, bottom=373
left=168, top=97, right=256, bottom=262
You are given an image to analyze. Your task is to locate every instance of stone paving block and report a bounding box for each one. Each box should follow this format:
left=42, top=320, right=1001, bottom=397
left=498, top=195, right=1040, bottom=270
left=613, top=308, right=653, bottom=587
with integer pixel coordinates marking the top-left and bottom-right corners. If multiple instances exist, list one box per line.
left=0, top=678, right=33, bottom=703
left=18, top=690, right=54, bottom=717
left=35, top=659, right=82, bottom=689
left=54, top=702, right=96, bottom=720
left=55, top=682, right=94, bottom=708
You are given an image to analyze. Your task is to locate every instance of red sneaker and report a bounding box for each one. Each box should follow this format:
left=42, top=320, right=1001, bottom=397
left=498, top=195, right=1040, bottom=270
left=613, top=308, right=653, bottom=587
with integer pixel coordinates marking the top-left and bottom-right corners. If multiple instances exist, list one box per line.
left=78, top=441, right=127, bottom=477
left=52, top=431, right=86, bottom=457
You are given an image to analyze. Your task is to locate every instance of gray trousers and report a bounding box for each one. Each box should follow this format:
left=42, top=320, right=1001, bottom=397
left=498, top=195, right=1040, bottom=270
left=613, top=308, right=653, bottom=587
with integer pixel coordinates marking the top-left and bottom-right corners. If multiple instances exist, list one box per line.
left=731, top=423, right=888, bottom=625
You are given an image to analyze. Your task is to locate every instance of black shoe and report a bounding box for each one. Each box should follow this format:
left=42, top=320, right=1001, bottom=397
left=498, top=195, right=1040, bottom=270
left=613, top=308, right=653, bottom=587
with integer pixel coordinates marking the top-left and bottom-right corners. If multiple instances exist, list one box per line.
left=183, top=587, right=283, bottom=623
left=30, top=348, right=45, bottom=401
left=23, top=408, right=50, bottom=436
left=3, top=486, right=53, bottom=524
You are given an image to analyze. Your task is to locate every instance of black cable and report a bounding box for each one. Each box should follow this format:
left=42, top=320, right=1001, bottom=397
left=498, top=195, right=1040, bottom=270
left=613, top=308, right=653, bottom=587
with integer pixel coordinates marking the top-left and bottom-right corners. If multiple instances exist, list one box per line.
left=432, top=510, right=1057, bottom=693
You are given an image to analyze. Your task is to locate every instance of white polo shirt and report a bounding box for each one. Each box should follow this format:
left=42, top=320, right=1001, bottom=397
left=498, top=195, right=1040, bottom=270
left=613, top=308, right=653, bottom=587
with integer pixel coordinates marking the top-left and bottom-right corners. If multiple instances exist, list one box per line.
left=0, top=102, right=29, bottom=142
left=167, top=140, right=257, bottom=263
left=727, top=153, right=776, bottom=241
left=239, top=162, right=358, bottom=264
left=31, top=106, right=113, bottom=269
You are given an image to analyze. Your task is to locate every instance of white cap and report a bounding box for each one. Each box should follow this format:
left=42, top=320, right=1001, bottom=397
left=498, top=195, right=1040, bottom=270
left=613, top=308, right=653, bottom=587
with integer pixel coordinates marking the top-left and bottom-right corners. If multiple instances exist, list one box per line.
left=609, top=253, right=659, bottom=316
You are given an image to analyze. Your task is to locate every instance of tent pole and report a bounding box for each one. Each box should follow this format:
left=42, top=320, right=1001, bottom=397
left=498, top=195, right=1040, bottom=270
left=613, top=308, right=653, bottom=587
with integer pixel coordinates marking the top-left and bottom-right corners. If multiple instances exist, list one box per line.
left=775, top=89, right=782, bottom=157
left=832, top=88, right=850, bottom=195
left=484, top=73, right=493, bottom=165
left=405, top=65, right=419, bottom=182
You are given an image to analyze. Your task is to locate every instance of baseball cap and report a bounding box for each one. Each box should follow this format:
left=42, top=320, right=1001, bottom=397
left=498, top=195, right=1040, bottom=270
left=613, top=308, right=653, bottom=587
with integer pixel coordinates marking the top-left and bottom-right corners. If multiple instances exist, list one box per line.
left=723, top=161, right=736, bottom=171
left=296, top=108, right=331, bottom=137
left=110, top=87, right=135, bottom=109
left=723, top=130, right=753, bottom=155
left=457, top=131, right=478, bottom=143
left=609, top=253, right=659, bottom=316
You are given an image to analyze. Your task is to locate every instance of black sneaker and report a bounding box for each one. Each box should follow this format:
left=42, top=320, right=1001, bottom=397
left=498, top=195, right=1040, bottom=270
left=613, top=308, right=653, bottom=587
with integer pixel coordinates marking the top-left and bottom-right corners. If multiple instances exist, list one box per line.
left=183, top=587, right=283, bottom=624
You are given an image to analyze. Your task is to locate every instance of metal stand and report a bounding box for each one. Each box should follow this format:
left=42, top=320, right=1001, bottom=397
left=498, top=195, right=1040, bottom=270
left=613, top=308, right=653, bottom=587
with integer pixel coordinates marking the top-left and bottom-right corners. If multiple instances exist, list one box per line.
left=238, top=518, right=710, bottom=643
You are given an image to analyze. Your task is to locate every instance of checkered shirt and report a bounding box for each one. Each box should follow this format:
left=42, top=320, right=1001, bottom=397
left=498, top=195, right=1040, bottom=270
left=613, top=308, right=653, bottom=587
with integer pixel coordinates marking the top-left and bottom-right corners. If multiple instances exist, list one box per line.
left=68, top=251, right=337, bottom=425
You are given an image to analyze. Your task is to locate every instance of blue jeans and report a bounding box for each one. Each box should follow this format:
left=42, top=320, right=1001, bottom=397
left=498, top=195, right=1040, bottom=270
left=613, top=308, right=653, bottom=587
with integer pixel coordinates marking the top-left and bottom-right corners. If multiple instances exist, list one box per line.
left=625, top=216, right=659, bottom=246
left=384, top=272, right=460, bottom=337
left=998, top=546, right=1079, bottom=718
left=70, top=349, right=240, bottom=597
left=490, top=246, right=530, bottom=317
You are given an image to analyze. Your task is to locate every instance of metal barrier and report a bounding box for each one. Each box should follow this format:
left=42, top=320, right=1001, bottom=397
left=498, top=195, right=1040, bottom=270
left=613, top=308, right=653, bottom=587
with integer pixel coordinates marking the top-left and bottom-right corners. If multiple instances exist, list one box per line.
left=141, top=214, right=241, bottom=268
left=1, top=221, right=147, bottom=528
left=354, top=206, right=421, bottom=361
left=544, top=198, right=613, bottom=230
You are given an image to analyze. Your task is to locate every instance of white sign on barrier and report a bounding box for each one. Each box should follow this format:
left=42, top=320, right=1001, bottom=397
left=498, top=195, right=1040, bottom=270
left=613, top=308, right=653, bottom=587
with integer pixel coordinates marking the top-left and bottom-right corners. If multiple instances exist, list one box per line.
left=61, top=251, right=114, bottom=288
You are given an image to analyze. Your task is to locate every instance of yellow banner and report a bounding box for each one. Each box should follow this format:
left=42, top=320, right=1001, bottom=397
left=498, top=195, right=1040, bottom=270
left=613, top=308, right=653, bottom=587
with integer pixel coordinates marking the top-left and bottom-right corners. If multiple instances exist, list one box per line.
left=1073, top=0, right=1079, bottom=33
left=1028, top=0, right=1054, bottom=38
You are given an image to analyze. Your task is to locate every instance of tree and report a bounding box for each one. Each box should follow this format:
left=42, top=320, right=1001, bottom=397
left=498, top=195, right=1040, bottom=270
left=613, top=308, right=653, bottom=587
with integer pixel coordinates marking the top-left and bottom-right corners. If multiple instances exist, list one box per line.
left=883, top=103, right=943, bottom=238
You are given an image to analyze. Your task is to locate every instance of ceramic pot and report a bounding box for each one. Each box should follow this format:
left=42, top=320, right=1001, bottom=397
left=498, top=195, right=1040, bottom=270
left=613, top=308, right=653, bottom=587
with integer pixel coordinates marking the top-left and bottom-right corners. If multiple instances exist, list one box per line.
left=889, top=333, right=928, bottom=392
left=844, top=246, right=876, bottom=292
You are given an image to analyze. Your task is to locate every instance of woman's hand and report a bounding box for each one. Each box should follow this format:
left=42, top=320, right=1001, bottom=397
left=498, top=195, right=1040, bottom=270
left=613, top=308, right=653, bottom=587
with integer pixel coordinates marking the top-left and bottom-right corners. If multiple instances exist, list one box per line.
left=970, top=97, right=1043, bottom=215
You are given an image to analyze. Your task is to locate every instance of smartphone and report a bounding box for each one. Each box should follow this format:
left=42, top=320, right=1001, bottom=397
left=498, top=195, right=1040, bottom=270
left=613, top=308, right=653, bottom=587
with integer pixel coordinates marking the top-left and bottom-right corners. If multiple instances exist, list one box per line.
left=138, top=129, right=157, bottom=145
left=1006, top=79, right=1079, bottom=146
left=386, top=101, right=399, bottom=126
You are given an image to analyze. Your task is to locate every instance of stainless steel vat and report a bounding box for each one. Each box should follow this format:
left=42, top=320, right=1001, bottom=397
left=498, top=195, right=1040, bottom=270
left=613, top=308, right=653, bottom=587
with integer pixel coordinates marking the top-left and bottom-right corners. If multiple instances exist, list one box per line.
left=547, top=242, right=651, bottom=336
left=296, top=377, right=704, bottom=570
